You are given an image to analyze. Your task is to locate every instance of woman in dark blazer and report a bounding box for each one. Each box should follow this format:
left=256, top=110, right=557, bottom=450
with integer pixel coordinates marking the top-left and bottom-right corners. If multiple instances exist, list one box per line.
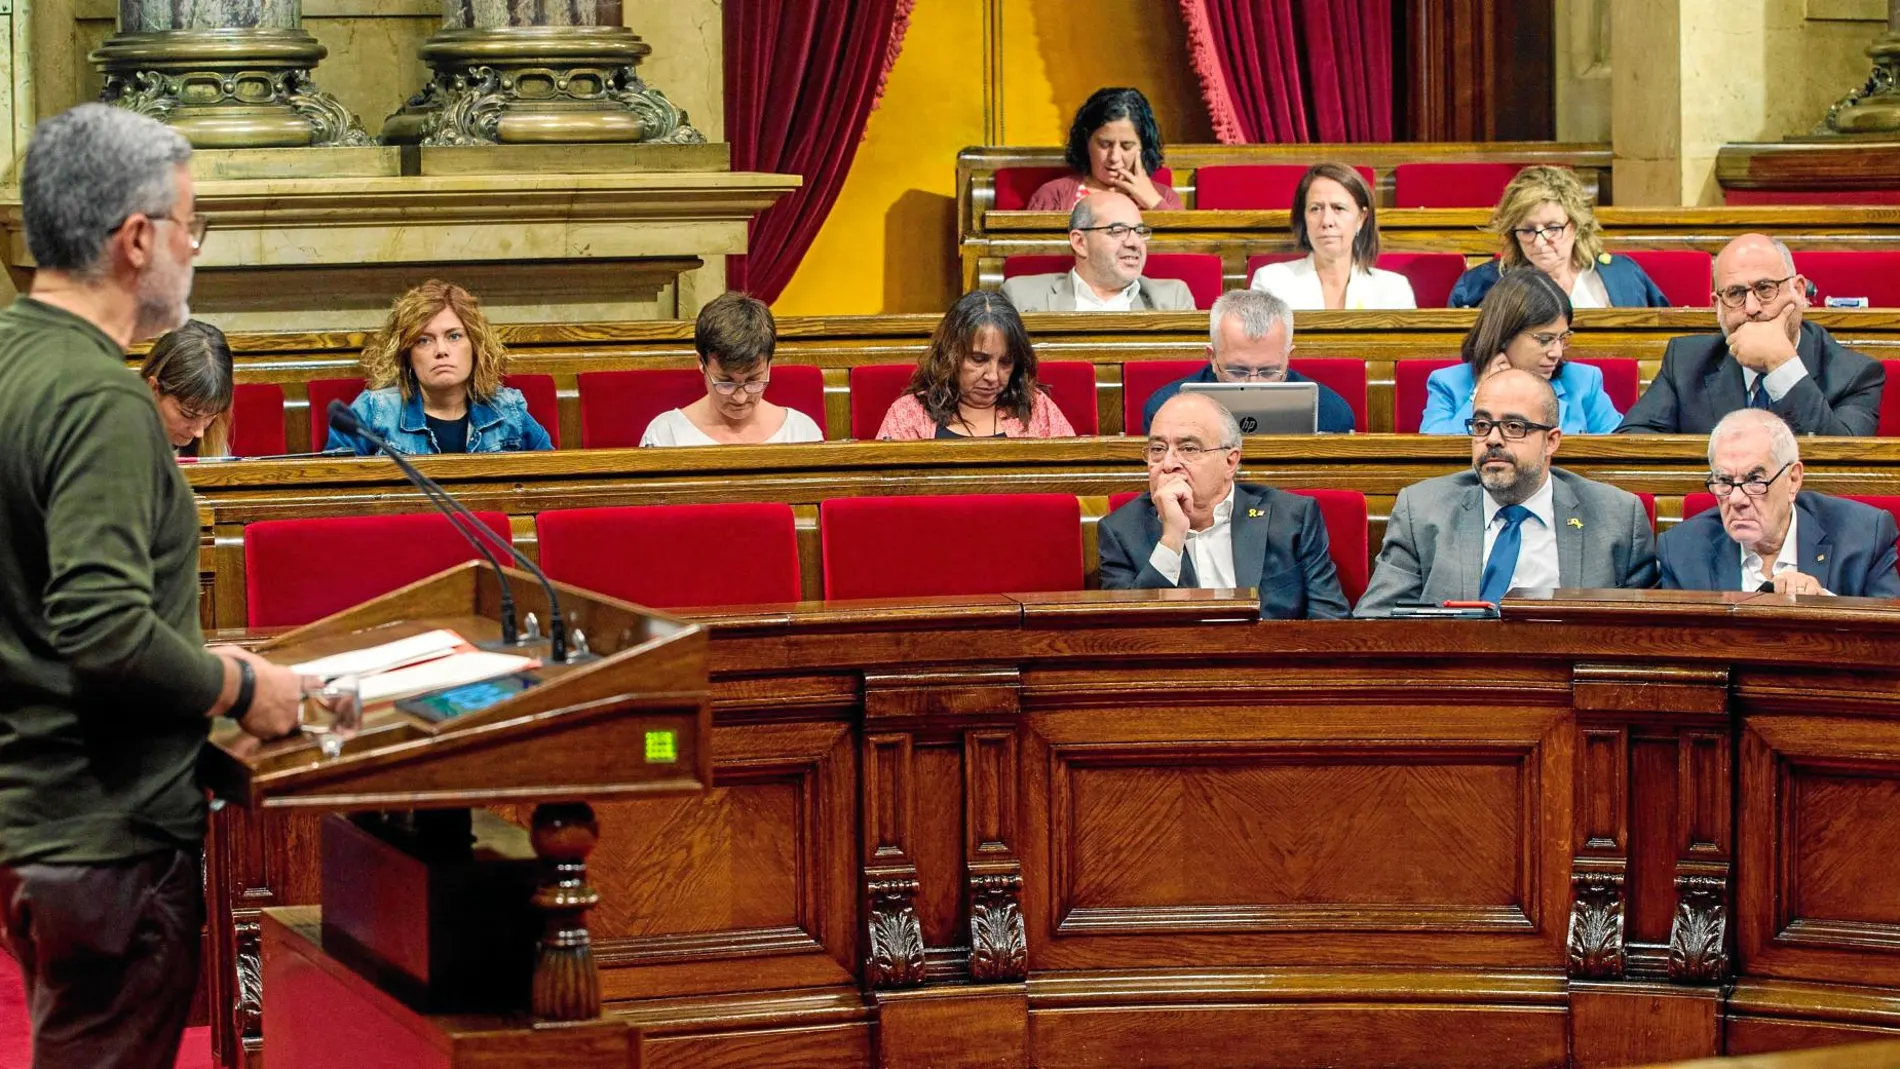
left=1449, top=165, right=1670, bottom=309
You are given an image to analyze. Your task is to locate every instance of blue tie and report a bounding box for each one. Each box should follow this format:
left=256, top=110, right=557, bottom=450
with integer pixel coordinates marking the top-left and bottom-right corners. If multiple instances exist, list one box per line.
left=1479, top=504, right=1533, bottom=605
left=1748, top=378, right=1772, bottom=409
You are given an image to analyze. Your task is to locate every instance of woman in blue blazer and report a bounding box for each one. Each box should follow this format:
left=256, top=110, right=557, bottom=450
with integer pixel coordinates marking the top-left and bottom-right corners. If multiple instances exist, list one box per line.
left=1420, top=267, right=1624, bottom=435
left=1448, top=166, right=1671, bottom=309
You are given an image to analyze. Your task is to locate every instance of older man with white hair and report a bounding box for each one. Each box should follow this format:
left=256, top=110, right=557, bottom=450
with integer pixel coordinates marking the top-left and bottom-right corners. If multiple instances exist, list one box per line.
left=1136, top=289, right=1356, bottom=434
left=1658, top=409, right=1900, bottom=597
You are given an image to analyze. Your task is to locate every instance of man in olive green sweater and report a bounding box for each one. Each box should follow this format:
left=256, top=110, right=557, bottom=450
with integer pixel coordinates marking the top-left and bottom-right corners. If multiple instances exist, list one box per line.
left=0, top=104, right=305, bottom=1069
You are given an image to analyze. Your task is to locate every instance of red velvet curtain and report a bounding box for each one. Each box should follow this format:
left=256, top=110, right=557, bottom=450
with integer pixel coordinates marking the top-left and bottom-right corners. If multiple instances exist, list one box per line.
left=1179, top=0, right=1394, bottom=144
left=724, top=1, right=914, bottom=302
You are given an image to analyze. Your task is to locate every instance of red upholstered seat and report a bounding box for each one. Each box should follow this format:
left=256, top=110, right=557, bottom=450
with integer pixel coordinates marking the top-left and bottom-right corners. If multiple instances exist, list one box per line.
left=1001, top=254, right=1073, bottom=280
left=1289, top=357, right=1368, bottom=431
left=1624, top=250, right=1713, bottom=307
left=1143, top=254, right=1224, bottom=309
left=307, top=377, right=366, bottom=452
left=1727, top=189, right=1900, bottom=206
left=537, top=503, right=801, bottom=609
left=851, top=362, right=1088, bottom=437
left=1036, top=361, right=1100, bottom=434
left=503, top=373, right=561, bottom=448
left=1195, top=164, right=1376, bottom=210
left=1792, top=251, right=1900, bottom=308
left=1883, top=361, right=1900, bottom=437
left=1243, top=252, right=1306, bottom=282
left=1105, top=486, right=1369, bottom=607
left=578, top=365, right=826, bottom=448
left=244, top=511, right=514, bottom=627
left=1393, top=162, right=1523, bottom=208
left=820, top=494, right=1082, bottom=599
left=1568, top=357, right=1640, bottom=412
left=1394, top=358, right=1461, bottom=434
left=1122, top=359, right=1209, bottom=434
left=1634, top=492, right=1657, bottom=531
left=1376, top=252, right=1469, bottom=309
left=230, top=383, right=285, bottom=457
left=989, top=166, right=1174, bottom=211
left=1682, top=493, right=1716, bottom=519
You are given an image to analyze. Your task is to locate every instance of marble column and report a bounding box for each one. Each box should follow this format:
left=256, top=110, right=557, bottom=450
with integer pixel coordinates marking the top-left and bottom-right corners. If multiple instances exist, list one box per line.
left=381, top=0, right=702, bottom=146
left=92, top=0, right=372, bottom=147
left=1818, top=0, right=1900, bottom=133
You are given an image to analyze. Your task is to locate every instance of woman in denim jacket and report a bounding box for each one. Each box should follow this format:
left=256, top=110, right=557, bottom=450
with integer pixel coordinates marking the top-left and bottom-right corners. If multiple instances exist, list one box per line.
left=327, top=280, right=553, bottom=455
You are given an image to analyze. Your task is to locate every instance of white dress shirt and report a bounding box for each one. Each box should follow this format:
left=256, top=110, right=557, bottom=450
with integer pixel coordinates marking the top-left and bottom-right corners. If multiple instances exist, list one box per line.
left=1567, top=266, right=1610, bottom=309
left=1481, top=475, right=1559, bottom=592
left=1247, top=254, right=1418, bottom=310
left=639, top=407, right=824, bottom=447
left=1147, top=486, right=1238, bottom=588
left=1070, top=269, right=1139, bottom=312
left=1740, top=510, right=1832, bottom=594
left=1742, top=358, right=1810, bottom=403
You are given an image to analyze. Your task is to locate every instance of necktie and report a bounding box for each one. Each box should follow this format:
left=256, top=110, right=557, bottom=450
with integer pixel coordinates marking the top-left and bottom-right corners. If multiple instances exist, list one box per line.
left=1479, top=504, right=1533, bottom=605
left=1748, top=378, right=1772, bottom=409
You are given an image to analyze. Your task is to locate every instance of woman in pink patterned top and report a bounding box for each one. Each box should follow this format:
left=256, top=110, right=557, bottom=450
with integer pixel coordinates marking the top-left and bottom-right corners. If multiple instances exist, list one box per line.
left=1025, top=88, right=1183, bottom=213
left=874, top=292, right=1076, bottom=440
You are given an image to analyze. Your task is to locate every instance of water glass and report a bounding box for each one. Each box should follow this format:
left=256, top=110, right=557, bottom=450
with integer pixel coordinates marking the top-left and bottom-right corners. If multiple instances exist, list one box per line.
left=300, top=674, right=362, bottom=759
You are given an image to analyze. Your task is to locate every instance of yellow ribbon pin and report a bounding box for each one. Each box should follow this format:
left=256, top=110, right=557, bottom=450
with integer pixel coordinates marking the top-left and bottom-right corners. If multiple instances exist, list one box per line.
left=1567, top=518, right=1584, bottom=529
left=1247, top=508, right=1263, bottom=518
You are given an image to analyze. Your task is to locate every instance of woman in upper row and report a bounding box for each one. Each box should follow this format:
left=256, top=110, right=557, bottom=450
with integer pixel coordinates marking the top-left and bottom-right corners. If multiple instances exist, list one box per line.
left=1026, top=87, right=1183, bottom=213
left=1449, top=165, right=1670, bottom=309
left=1247, top=163, right=1417, bottom=310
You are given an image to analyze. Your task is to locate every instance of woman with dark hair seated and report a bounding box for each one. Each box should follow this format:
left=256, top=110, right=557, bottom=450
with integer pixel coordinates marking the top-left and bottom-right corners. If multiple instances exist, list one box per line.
left=1248, top=162, right=1415, bottom=310
left=327, top=279, right=553, bottom=455
left=142, top=319, right=234, bottom=456
left=1026, top=87, right=1183, bottom=213
left=641, top=291, right=823, bottom=446
left=1448, top=165, right=1669, bottom=309
left=875, top=291, right=1075, bottom=440
left=1420, top=267, right=1623, bottom=435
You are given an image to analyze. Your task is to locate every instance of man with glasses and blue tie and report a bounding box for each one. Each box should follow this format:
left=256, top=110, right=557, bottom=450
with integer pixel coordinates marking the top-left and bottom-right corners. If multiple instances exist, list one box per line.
left=1099, top=391, right=1349, bottom=618
left=1618, top=233, right=1883, bottom=435
left=1356, top=368, right=1658, bottom=616
left=1659, top=409, right=1900, bottom=597
left=1135, top=289, right=1357, bottom=434
left=999, top=190, right=1195, bottom=312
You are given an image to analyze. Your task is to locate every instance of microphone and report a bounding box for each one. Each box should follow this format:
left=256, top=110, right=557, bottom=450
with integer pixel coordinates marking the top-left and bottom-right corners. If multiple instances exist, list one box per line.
left=328, top=400, right=573, bottom=662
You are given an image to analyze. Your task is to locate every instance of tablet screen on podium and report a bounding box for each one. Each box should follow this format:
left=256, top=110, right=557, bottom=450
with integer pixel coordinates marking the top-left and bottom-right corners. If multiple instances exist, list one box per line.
left=396, top=673, right=542, bottom=723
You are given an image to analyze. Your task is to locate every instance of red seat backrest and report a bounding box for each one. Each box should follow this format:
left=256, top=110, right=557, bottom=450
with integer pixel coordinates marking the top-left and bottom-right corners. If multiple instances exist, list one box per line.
left=1393, top=162, right=1524, bottom=209
left=1289, top=357, right=1368, bottom=432
left=820, top=494, right=1082, bottom=599
left=578, top=366, right=827, bottom=448
left=1792, top=251, right=1900, bottom=308
left=1142, top=253, right=1224, bottom=309
left=503, top=373, right=561, bottom=448
left=244, top=511, right=513, bottom=627
left=1122, top=359, right=1210, bottom=434
left=1623, top=250, right=1713, bottom=307
left=1569, top=357, right=1640, bottom=413
left=1105, top=486, right=1368, bottom=607
left=1394, top=357, right=1462, bottom=433
left=308, top=377, right=366, bottom=452
left=1003, top=254, right=1075, bottom=279
left=1634, top=492, right=1657, bottom=532
left=1244, top=252, right=1307, bottom=283
left=230, top=383, right=285, bottom=458
left=1375, top=252, right=1469, bottom=309
left=1683, top=493, right=1717, bottom=519
left=1883, top=361, right=1900, bottom=437
left=989, top=166, right=1174, bottom=211
left=850, top=363, right=916, bottom=440
left=537, top=503, right=801, bottom=609
left=1037, top=361, right=1100, bottom=434
left=1195, top=164, right=1376, bottom=210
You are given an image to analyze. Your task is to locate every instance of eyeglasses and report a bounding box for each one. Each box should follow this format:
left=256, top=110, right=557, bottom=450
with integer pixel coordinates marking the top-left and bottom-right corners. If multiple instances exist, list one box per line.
left=1144, top=441, right=1235, bottom=462
left=1526, top=330, right=1574, bottom=349
left=1706, top=461, right=1793, bottom=497
left=113, top=209, right=207, bottom=251
left=1511, top=222, right=1571, bottom=243
left=1214, top=363, right=1287, bottom=383
left=1074, top=223, right=1154, bottom=240
left=1716, top=276, right=1794, bottom=308
left=1466, top=417, right=1556, bottom=440
left=708, top=377, right=769, bottom=396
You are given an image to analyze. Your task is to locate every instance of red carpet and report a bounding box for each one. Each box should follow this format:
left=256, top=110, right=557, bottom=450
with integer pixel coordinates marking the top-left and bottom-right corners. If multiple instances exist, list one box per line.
left=0, top=956, right=213, bottom=1069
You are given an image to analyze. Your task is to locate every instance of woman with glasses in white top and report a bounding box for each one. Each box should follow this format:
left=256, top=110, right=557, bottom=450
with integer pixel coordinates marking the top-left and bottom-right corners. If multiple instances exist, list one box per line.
left=640, top=291, right=824, bottom=447
left=1247, top=163, right=1416, bottom=311
left=1448, top=166, right=1670, bottom=309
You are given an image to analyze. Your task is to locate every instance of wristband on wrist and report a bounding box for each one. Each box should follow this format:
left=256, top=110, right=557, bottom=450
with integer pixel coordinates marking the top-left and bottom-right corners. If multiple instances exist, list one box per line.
left=230, top=659, right=256, bottom=721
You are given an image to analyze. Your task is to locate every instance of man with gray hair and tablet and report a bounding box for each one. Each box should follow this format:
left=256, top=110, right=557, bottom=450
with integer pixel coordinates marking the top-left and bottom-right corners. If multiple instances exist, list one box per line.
left=1137, top=289, right=1357, bottom=435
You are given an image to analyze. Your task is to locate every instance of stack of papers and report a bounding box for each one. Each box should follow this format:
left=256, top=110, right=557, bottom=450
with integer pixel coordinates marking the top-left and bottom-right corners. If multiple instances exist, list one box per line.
left=292, top=630, right=539, bottom=705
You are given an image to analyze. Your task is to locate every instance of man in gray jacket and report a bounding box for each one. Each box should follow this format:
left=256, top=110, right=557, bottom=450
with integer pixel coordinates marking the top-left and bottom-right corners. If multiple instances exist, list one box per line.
left=1000, top=190, right=1195, bottom=313
left=1356, top=368, right=1657, bottom=616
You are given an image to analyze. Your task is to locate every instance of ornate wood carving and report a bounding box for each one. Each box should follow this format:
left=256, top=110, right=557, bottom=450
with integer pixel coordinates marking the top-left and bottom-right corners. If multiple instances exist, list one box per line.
left=234, top=918, right=264, bottom=1039
left=1567, top=871, right=1627, bottom=979
left=530, top=802, right=602, bottom=1020
left=968, top=872, right=1027, bottom=982
left=866, top=876, right=927, bottom=988
left=1668, top=874, right=1729, bottom=983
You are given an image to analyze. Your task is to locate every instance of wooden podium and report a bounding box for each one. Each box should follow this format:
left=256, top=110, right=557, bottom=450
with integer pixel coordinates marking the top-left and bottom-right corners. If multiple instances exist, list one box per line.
left=202, top=562, right=711, bottom=1068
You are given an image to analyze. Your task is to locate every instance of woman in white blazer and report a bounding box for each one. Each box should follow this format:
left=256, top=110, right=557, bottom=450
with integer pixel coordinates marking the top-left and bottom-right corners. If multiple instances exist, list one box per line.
left=1248, top=163, right=1416, bottom=311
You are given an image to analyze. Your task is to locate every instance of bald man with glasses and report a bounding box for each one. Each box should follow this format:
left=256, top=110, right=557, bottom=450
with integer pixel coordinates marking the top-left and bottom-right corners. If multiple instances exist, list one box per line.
left=1617, top=233, right=1884, bottom=435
